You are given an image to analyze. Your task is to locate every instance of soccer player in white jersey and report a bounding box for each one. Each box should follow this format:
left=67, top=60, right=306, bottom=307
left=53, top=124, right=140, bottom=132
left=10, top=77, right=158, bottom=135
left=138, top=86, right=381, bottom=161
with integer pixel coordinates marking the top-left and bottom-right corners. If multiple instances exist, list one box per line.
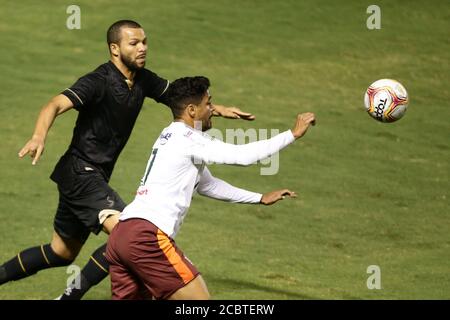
left=106, top=76, right=316, bottom=299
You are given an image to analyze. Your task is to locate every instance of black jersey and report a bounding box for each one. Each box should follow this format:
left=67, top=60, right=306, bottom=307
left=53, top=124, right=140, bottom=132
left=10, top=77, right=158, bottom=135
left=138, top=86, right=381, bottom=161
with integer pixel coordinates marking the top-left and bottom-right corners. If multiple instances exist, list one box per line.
left=52, top=61, right=169, bottom=181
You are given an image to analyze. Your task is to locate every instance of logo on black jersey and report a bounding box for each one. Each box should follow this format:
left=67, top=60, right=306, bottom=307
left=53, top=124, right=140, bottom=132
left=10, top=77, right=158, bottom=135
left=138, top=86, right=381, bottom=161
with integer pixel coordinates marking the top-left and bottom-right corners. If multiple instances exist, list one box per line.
left=106, top=196, right=115, bottom=207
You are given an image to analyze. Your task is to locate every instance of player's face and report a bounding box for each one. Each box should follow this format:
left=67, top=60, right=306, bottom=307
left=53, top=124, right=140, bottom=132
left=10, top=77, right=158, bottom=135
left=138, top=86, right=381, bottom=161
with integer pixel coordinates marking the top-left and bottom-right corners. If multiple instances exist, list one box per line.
left=118, top=27, right=147, bottom=71
left=195, top=92, right=214, bottom=132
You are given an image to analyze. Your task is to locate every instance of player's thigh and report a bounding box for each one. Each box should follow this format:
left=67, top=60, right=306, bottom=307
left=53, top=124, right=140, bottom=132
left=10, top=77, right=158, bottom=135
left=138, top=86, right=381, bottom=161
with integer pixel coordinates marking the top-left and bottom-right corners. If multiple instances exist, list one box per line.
left=53, top=193, right=92, bottom=245
left=167, top=275, right=210, bottom=300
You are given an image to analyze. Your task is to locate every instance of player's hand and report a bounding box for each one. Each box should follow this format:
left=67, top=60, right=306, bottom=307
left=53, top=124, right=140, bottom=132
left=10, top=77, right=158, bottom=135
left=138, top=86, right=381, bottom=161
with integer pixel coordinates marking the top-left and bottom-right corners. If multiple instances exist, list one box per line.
left=291, top=112, right=316, bottom=139
left=260, top=189, right=297, bottom=205
left=212, top=105, right=255, bottom=120
left=18, top=136, right=45, bottom=165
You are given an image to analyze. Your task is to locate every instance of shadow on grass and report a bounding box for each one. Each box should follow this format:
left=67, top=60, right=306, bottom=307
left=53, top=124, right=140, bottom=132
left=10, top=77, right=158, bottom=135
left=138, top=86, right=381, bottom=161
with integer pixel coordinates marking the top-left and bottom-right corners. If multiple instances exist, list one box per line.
left=208, top=276, right=320, bottom=300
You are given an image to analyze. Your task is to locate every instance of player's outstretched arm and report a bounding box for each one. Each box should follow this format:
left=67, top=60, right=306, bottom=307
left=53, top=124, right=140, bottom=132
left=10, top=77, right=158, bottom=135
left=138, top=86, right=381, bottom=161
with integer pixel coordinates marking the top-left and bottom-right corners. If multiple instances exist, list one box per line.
left=212, top=104, right=255, bottom=121
left=197, top=167, right=262, bottom=203
left=260, top=189, right=297, bottom=205
left=197, top=167, right=297, bottom=207
left=18, top=94, right=74, bottom=165
left=192, top=112, right=316, bottom=166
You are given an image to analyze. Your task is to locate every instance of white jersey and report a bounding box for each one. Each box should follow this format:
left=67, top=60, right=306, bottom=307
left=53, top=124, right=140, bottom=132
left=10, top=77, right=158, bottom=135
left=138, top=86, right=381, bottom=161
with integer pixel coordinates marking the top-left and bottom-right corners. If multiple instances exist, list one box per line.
left=120, top=121, right=295, bottom=238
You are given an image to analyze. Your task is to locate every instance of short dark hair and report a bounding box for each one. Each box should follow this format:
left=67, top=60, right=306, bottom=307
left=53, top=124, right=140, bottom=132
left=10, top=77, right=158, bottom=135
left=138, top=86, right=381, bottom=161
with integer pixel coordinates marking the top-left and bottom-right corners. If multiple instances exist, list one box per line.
left=107, top=20, right=142, bottom=48
left=166, top=77, right=211, bottom=119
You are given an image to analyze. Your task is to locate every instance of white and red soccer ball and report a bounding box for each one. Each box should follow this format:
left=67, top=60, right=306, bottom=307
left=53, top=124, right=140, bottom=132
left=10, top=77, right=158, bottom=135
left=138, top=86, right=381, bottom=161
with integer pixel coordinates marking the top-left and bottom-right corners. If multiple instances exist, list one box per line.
left=364, top=79, right=409, bottom=123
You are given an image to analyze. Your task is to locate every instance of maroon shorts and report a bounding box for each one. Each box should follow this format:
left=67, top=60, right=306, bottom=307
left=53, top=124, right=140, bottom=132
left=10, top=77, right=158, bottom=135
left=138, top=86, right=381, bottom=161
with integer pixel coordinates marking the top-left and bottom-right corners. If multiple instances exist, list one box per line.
left=106, top=218, right=200, bottom=300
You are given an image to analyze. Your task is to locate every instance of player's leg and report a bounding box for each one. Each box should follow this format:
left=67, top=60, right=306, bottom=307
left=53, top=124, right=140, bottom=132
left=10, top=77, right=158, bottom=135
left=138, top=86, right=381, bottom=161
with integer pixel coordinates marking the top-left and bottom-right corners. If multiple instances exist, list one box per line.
left=167, top=275, right=210, bottom=300
left=58, top=179, right=125, bottom=300
left=58, top=215, right=119, bottom=300
left=0, top=231, right=81, bottom=286
left=50, top=231, right=83, bottom=260
left=59, top=213, right=122, bottom=300
left=0, top=195, right=86, bottom=286
left=57, top=242, right=110, bottom=300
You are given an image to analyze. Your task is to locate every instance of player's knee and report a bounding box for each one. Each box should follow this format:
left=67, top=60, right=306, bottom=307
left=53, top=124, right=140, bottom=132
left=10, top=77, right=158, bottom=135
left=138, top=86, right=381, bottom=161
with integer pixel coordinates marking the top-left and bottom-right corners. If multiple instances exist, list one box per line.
left=43, top=244, right=75, bottom=266
left=50, top=233, right=82, bottom=262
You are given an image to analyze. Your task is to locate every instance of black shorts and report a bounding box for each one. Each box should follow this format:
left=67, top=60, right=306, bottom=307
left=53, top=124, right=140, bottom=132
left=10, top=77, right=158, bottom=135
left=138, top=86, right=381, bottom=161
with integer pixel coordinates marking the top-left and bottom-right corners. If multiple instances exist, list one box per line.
left=51, top=154, right=126, bottom=243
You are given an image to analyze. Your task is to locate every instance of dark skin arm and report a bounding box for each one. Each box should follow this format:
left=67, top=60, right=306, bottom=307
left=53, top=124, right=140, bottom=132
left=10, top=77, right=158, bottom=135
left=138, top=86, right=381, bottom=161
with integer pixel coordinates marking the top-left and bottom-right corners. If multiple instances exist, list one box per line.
left=18, top=94, right=74, bottom=165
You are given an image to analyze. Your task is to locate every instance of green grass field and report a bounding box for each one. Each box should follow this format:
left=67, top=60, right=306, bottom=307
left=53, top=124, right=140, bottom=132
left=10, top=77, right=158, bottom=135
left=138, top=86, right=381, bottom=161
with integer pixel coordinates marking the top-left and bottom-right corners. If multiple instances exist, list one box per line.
left=0, top=0, right=448, bottom=299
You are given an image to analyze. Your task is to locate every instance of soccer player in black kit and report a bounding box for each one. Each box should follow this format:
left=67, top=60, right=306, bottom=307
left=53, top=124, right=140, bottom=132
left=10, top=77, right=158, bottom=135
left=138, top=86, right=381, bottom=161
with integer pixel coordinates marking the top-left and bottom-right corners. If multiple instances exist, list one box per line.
left=0, top=20, right=254, bottom=299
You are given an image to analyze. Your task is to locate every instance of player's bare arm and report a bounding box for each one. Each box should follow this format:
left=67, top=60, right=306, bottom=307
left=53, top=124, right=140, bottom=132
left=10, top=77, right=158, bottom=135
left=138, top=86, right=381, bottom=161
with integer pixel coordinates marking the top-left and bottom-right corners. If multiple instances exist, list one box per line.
left=260, top=189, right=297, bottom=205
left=212, top=104, right=256, bottom=120
left=18, top=94, right=74, bottom=165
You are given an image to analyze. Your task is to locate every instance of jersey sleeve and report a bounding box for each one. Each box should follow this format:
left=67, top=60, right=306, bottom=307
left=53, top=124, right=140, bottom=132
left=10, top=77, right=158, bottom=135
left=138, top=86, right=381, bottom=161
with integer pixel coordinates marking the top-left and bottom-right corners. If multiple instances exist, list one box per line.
left=197, top=167, right=262, bottom=203
left=61, top=72, right=103, bottom=110
left=141, top=69, right=170, bottom=104
left=190, top=130, right=295, bottom=166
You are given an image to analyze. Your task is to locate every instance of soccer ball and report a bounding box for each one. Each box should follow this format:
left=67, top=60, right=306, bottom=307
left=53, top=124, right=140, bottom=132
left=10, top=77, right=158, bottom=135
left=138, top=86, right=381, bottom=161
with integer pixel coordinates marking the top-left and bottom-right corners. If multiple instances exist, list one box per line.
left=364, top=79, right=409, bottom=122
